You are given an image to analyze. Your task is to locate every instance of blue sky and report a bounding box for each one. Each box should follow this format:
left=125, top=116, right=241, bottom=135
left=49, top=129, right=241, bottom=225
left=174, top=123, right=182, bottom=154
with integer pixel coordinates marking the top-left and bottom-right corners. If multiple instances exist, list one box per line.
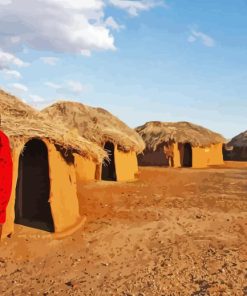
left=0, top=0, right=247, bottom=139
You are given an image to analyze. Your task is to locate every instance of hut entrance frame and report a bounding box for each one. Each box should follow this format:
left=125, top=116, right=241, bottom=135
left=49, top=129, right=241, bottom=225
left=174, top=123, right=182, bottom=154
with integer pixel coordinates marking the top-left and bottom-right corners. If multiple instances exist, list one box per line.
left=15, top=138, right=54, bottom=232
left=101, top=141, right=117, bottom=181
left=182, top=143, right=192, bottom=167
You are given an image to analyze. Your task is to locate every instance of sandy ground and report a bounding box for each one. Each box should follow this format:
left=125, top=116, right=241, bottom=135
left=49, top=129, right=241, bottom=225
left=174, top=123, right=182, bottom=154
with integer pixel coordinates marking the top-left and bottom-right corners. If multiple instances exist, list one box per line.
left=0, top=162, right=247, bottom=296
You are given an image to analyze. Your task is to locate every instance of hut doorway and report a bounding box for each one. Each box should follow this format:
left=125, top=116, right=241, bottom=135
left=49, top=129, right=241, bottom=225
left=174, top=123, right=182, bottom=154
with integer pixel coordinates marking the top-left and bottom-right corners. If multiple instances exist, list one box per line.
left=102, top=142, right=116, bottom=181
left=15, top=139, right=54, bottom=232
left=182, top=143, right=192, bottom=167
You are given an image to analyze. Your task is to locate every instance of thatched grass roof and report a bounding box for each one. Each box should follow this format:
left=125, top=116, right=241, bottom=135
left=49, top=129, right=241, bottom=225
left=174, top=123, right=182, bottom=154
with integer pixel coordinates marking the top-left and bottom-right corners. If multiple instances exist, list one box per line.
left=135, top=121, right=225, bottom=151
left=42, top=101, right=145, bottom=153
left=227, top=131, right=247, bottom=148
left=0, top=89, right=106, bottom=162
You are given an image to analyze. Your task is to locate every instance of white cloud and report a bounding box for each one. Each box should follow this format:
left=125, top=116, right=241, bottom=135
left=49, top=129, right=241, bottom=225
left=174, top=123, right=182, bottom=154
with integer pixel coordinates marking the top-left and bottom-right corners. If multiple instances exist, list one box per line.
left=0, top=0, right=12, bottom=5
left=109, top=0, right=163, bottom=16
left=1, top=69, right=22, bottom=79
left=40, top=57, right=59, bottom=66
left=10, top=82, right=28, bottom=92
left=22, top=47, right=29, bottom=54
left=0, top=49, right=29, bottom=70
left=0, top=0, right=116, bottom=54
left=188, top=29, right=215, bottom=48
left=66, top=80, right=86, bottom=94
left=81, top=49, right=92, bottom=57
left=105, top=16, right=123, bottom=31
left=45, top=80, right=87, bottom=96
left=29, top=94, right=45, bottom=102
left=45, top=82, right=61, bottom=89
left=188, top=35, right=196, bottom=43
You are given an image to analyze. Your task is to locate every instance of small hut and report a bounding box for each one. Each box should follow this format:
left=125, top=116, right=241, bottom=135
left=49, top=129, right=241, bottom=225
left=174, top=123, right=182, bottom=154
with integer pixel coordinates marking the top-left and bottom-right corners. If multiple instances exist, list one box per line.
left=136, top=121, right=225, bottom=168
left=223, top=131, right=247, bottom=161
left=0, top=90, right=105, bottom=239
left=42, top=102, right=145, bottom=182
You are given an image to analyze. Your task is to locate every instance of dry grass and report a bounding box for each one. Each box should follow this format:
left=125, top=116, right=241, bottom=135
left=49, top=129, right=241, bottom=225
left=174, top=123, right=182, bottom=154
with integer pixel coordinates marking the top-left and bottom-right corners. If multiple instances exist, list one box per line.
left=0, top=89, right=106, bottom=162
left=136, top=121, right=226, bottom=151
left=42, top=101, right=145, bottom=153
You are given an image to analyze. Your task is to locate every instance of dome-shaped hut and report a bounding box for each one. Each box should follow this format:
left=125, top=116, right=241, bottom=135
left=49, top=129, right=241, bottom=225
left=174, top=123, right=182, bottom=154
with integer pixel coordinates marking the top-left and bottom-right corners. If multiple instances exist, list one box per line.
left=42, top=101, right=145, bottom=182
left=136, top=121, right=225, bottom=168
left=0, top=90, right=105, bottom=239
left=223, top=131, right=247, bottom=161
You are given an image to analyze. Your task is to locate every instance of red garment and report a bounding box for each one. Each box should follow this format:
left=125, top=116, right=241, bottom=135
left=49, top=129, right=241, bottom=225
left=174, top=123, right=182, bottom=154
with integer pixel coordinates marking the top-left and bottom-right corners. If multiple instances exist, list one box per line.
left=0, top=130, right=13, bottom=224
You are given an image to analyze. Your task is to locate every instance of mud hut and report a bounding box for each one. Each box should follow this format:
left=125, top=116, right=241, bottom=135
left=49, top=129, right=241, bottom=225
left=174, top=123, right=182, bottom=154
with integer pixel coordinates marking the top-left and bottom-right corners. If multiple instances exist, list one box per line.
left=223, top=131, right=247, bottom=161
left=136, top=121, right=225, bottom=168
left=42, top=102, right=145, bottom=182
left=0, top=90, right=105, bottom=239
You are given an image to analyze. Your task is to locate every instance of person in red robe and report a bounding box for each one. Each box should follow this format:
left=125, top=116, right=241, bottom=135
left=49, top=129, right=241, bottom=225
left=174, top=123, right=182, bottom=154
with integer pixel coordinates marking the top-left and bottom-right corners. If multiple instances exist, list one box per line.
left=0, top=128, right=13, bottom=238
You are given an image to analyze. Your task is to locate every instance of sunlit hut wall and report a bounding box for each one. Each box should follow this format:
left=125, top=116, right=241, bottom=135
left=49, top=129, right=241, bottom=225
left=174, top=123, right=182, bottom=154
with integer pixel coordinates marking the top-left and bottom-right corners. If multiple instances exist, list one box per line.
left=223, top=130, right=247, bottom=161
left=0, top=90, right=105, bottom=239
left=136, top=121, right=225, bottom=168
left=42, top=102, right=145, bottom=182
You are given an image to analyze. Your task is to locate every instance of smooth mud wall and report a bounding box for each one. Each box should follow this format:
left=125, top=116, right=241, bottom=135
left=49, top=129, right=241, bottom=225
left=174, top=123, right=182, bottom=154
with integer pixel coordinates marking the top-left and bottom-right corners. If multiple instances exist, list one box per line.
left=2, top=140, right=82, bottom=238
left=74, top=154, right=97, bottom=182
left=115, top=148, right=139, bottom=181
left=47, top=142, right=81, bottom=233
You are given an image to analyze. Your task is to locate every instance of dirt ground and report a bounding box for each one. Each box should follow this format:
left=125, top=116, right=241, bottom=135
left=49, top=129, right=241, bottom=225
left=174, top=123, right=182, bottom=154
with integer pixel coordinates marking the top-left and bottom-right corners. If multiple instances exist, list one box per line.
left=0, top=162, right=247, bottom=296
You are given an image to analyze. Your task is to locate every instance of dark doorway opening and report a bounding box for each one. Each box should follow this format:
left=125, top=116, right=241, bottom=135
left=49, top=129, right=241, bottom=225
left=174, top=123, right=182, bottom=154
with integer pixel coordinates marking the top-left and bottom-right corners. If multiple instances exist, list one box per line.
left=101, top=142, right=117, bottom=181
left=183, top=143, right=192, bottom=167
left=15, top=139, right=54, bottom=232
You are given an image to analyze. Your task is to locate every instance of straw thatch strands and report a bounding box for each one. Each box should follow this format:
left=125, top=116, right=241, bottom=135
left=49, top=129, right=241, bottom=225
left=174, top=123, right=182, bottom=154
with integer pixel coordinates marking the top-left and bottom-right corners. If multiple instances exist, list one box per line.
left=42, top=101, right=145, bottom=182
left=1, top=90, right=106, bottom=161
left=0, top=89, right=105, bottom=239
left=136, top=121, right=225, bottom=168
